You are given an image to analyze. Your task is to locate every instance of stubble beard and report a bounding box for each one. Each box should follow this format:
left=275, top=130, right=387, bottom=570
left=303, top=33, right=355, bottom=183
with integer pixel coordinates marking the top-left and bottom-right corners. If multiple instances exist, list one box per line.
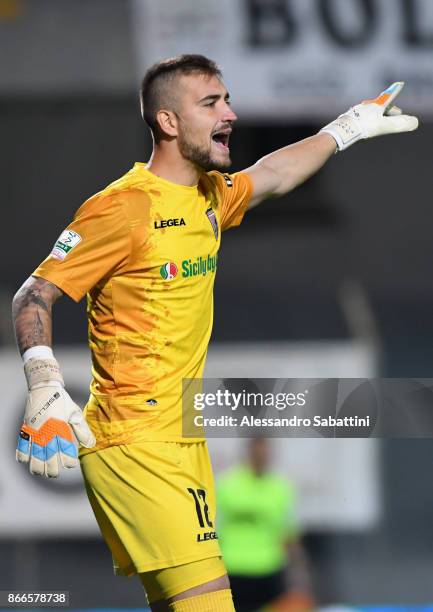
left=178, top=131, right=231, bottom=173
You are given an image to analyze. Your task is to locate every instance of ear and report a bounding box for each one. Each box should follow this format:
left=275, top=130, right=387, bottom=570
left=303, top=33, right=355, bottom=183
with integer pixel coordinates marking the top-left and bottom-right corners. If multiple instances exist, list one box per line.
left=155, top=109, right=178, bottom=138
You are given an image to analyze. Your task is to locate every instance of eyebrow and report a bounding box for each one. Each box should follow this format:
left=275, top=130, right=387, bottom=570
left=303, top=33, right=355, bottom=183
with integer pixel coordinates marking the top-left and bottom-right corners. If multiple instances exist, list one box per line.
left=198, top=92, right=231, bottom=104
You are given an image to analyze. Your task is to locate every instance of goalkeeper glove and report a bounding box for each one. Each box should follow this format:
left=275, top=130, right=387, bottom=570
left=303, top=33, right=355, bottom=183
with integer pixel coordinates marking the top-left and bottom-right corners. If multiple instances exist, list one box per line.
left=16, top=356, right=96, bottom=478
left=320, top=82, right=418, bottom=151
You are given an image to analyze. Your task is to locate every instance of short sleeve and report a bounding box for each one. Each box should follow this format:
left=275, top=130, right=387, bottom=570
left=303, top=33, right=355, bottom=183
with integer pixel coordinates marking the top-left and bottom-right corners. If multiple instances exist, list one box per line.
left=33, top=194, right=132, bottom=302
left=210, top=171, right=253, bottom=231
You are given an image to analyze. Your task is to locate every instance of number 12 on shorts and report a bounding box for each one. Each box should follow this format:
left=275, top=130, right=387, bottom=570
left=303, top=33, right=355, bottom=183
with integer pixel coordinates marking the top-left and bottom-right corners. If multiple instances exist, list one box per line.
left=187, top=487, right=213, bottom=528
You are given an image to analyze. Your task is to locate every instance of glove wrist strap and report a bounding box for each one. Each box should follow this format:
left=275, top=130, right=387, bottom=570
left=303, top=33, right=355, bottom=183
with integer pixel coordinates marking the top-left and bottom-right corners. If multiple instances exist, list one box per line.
left=320, top=114, right=362, bottom=151
left=22, top=345, right=54, bottom=364
left=24, top=358, right=65, bottom=390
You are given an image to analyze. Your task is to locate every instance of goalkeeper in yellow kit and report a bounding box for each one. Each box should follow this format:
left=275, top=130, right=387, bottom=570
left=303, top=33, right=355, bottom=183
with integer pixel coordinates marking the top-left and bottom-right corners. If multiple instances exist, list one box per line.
left=12, top=54, right=417, bottom=611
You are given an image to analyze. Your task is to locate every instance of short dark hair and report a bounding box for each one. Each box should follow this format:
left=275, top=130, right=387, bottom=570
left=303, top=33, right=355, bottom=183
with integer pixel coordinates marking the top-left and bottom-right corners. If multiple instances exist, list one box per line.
left=140, top=54, right=222, bottom=140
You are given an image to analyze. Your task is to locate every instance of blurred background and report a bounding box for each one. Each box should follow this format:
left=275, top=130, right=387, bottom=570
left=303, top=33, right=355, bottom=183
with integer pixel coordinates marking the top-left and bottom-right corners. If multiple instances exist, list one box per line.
left=2, top=0, right=433, bottom=610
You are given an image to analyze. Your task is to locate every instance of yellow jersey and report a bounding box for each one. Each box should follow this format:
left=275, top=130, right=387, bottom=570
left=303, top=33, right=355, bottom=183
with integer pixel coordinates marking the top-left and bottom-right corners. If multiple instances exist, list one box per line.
left=33, top=163, right=253, bottom=452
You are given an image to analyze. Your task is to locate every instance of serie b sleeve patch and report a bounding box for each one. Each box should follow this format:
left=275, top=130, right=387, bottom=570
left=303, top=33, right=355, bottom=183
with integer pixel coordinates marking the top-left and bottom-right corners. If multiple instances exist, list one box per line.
left=50, top=230, right=82, bottom=260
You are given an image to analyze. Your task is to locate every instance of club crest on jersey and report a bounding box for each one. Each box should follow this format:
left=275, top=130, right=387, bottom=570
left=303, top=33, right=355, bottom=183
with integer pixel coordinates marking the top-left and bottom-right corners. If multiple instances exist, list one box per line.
left=51, top=230, right=81, bottom=260
left=160, top=262, right=178, bottom=280
left=223, top=174, right=233, bottom=187
left=205, top=207, right=219, bottom=240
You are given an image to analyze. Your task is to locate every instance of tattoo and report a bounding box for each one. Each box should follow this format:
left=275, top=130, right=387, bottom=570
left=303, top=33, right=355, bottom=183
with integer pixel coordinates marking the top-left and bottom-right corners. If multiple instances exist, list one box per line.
left=12, top=276, right=63, bottom=355
left=16, top=286, right=50, bottom=314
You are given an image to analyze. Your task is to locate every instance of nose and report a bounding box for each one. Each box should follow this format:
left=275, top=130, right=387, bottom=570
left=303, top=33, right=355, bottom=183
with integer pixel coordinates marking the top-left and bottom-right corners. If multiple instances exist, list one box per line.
left=222, top=104, right=237, bottom=123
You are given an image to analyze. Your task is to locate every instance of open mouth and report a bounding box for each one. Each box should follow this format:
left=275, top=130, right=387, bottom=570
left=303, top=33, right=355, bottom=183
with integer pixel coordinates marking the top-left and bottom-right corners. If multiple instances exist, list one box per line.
left=211, top=130, right=231, bottom=151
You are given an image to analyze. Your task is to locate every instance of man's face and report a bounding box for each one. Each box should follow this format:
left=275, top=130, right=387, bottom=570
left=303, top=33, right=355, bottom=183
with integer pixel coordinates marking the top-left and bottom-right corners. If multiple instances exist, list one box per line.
left=174, top=73, right=238, bottom=172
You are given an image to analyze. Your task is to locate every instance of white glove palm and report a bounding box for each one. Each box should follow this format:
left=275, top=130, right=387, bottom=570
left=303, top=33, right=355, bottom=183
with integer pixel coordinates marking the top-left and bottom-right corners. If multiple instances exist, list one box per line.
left=321, top=82, right=418, bottom=151
left=16, top=358, right=96, bottom=478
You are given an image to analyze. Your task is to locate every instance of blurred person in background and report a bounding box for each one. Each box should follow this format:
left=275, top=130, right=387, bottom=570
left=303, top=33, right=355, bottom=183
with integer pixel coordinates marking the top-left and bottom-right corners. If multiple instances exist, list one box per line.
left=217, top=438, right=313, bottom=612
left=12, top=51, right=417, bottom=612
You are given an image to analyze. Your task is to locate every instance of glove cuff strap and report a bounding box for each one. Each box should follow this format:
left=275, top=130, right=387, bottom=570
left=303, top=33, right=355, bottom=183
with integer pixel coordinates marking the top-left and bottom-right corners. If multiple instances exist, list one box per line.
left=24, top=358, right=65, bottom=390
left=320, top=114, right=362, bottom=151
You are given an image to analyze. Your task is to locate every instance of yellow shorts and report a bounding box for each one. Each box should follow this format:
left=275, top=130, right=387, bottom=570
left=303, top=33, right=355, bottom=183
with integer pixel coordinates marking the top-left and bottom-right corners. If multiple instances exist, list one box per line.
left=80, top=441, right=221, bottom=576
left=139, top=556, right=227, bottom=603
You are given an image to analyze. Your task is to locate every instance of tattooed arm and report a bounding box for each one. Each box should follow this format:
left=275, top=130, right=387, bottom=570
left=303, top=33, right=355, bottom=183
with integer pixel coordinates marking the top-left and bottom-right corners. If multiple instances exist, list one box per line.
left=13, top=276, right=95, bottom=476
left=12, top=276, right=63, bottom=355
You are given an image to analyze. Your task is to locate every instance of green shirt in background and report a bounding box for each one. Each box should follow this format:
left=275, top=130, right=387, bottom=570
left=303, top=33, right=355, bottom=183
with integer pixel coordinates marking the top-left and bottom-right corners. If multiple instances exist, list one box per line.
left=216, top=465, right=298, bottom=576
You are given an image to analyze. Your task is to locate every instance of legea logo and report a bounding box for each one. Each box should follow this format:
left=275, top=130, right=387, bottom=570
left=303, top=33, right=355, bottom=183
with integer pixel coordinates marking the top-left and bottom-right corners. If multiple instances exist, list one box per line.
left=160, top=262, right=178, bottom=280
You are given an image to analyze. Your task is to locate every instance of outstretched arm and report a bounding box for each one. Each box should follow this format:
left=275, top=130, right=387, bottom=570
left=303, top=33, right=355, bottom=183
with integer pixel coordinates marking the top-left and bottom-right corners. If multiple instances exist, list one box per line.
left=12, top=276, right=63, bottom=355
left=244, top=82, right=418, bottom=209
left=244, top=132, right=336, bottom=209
